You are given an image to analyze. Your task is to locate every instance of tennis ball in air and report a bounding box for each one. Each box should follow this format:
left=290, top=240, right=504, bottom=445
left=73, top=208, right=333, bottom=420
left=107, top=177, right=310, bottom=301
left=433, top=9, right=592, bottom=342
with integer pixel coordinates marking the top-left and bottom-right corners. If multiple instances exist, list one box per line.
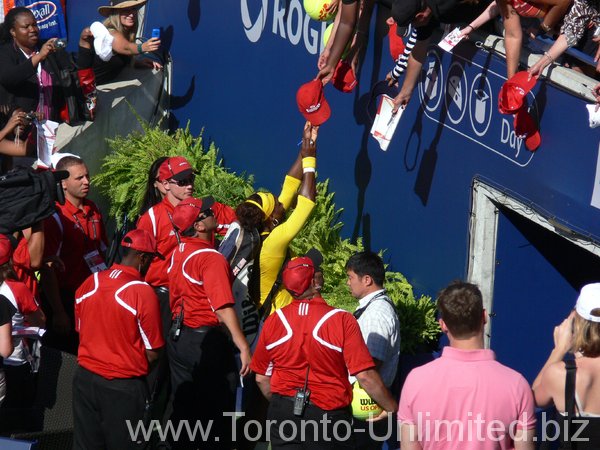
left=322, top=23, right=351, bottom=59
left=351, top=382, right=383, bottom=420
left=304, top=0, right=337, bottom=22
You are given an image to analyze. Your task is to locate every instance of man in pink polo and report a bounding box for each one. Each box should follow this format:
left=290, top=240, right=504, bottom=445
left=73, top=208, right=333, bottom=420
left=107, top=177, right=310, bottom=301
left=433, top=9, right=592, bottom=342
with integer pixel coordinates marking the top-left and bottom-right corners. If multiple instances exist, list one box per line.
left=398, top=281, right=536, bottom=450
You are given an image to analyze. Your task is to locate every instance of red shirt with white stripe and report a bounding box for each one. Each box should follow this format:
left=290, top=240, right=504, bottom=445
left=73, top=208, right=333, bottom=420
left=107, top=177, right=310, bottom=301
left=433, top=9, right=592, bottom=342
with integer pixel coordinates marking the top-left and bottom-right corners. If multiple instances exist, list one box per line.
left=75, top=264, right=164, bottom=379
left=12, top=237, right=39, bottom=300
left=44, top=199, right=108, bottom=292
left=137, top=198, right=237, bottom=288
left=250, top=296, right=375, bottom=411
left=167, top=237, right=234, bottom=328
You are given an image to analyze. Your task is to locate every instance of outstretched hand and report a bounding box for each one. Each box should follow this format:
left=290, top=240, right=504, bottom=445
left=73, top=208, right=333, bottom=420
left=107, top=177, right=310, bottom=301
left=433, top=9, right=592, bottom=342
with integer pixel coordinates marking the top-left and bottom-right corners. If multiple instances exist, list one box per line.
left=301, top=121, right=318, bottom=158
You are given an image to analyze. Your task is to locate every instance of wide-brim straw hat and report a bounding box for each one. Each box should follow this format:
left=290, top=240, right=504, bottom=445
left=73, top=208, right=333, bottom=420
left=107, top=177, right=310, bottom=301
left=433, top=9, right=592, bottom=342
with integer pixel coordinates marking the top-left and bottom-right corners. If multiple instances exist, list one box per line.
left=98, top=0, right=148, bottom=17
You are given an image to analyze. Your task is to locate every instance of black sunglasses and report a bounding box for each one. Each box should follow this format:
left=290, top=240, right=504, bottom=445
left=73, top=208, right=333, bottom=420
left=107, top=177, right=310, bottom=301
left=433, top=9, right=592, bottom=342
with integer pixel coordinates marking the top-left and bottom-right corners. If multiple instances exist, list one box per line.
left=169, top=176, right=195, bottom=187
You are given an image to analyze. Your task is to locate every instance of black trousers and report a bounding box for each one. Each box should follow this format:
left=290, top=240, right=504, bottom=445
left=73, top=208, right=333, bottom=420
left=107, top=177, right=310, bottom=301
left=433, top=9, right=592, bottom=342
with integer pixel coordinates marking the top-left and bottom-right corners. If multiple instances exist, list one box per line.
left=72, top=365, right=149, bottom=450
left=41, top=288, right=79, bottom=355
left=167, top=325, right=237, bottom=449
left=145, top=286, right=171, bottom=423
left=267, top=394, right=355, bottom=449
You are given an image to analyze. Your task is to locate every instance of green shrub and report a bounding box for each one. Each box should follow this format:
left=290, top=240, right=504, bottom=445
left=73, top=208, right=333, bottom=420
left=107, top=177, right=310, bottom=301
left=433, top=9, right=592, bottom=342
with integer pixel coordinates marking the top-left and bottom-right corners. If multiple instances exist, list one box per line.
left=93, top=122, right=440, bottom=354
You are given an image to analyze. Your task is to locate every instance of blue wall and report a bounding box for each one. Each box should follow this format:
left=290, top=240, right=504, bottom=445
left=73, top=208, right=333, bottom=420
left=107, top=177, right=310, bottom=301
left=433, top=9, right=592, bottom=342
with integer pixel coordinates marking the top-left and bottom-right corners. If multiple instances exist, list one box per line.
left=67, top=1, right=600, bottom=337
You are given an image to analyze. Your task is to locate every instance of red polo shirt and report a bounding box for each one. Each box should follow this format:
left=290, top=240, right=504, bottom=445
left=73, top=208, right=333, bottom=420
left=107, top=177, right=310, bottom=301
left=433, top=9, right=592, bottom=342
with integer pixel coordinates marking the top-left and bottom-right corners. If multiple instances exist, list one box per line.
left=75, top=264, right=164, bottom=380
left=167, top=237, right=234, bottom=328
left=250, top=297, right=375, bottom=411
left=44, top=199, right=108, bottom=292
left=138, top=199, right=237, bottom=288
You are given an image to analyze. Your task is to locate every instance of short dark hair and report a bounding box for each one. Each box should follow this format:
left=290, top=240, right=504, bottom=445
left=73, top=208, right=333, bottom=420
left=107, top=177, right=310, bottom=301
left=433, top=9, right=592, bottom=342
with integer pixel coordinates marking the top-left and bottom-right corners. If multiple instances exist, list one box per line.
left=55, top=155, right=85, bottom=172
left=345, top=251, right=385, bottom=286
left=236, top=199, right=264, bottom=231
left=437, top=281, right=484, bottom=339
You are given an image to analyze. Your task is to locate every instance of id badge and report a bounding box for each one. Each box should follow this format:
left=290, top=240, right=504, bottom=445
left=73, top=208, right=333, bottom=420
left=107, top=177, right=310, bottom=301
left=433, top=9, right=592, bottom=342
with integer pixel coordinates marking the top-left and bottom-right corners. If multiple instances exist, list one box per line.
left=83, top=250, right=107, bottom=273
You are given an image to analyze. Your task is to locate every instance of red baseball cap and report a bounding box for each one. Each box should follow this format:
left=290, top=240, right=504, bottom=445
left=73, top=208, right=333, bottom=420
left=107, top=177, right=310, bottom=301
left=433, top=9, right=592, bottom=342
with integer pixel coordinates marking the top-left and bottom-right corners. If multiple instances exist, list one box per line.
left=158, top=156, right=194, bottom=181
left=514, top=108, right=541, bottom=151
left=282, top=256, right=315, bottom=298
left=121, top=229, right=165, bottom=259
left=0, top=234, right=13, bottom=266
left=388, top=21, right=406, bottom=61
left=332, top=61, right=357, bottom=94
left=296, top=80, right=331, bottom=126
left=498, top=71, right=537, bottom=114
left=171, top=196, right=215, bottom=232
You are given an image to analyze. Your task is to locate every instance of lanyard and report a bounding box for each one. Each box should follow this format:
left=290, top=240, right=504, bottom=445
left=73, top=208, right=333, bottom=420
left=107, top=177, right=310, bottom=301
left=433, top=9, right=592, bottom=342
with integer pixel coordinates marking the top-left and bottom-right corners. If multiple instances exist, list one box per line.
left=72, top=213, right=99, bottom=242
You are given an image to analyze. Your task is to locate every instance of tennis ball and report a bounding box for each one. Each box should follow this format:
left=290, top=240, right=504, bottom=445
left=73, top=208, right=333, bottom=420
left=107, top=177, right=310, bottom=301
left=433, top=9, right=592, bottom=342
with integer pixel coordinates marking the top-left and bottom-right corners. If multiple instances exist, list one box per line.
left=351, top=382, right=383, bottom=420
left=322, top=23, right=351, bottom=59
left=304, top=0, right=337, bottom=22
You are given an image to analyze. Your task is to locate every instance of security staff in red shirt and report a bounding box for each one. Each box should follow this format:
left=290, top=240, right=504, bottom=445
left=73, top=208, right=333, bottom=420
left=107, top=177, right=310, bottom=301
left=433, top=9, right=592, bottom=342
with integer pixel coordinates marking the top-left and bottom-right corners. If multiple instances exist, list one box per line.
left=73, top=229, right=164, bottom=450
left=137, top=156, right=236, bottom=333
left=167, top=196, right=250, bottom=449
left=251, top=256, right=397, bottom=449
left=40, top=155, right=108, bottom=354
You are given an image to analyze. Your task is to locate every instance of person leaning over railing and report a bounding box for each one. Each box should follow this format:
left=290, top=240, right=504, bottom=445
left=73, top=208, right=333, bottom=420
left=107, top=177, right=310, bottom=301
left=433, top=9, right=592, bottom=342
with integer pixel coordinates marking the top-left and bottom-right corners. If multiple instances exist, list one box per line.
left=77, top=0, right=162, bottom=85
left=528, top=0, right=600, bottom=77
left=459, top=0, right=570, bottom=79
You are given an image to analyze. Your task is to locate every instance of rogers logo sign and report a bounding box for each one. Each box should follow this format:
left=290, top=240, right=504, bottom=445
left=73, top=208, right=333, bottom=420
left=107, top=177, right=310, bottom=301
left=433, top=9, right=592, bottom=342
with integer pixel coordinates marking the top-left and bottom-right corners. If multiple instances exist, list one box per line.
left=240, top=0, right=326, bottom=55
left=28, top=1, right=57, bottom=24
left=241, top=0, right=268, bottom=43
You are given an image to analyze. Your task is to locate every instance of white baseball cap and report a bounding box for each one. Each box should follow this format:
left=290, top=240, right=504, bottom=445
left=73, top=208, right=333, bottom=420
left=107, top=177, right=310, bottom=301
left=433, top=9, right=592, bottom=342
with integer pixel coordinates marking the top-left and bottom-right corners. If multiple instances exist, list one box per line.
left=575, top=283, right=600, bottom=323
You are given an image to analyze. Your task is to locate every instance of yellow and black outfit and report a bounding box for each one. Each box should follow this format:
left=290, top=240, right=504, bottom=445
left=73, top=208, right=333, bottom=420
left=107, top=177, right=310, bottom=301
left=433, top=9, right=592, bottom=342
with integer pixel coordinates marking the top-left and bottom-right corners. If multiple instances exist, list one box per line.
left=257, top=175, right=315, bottom=315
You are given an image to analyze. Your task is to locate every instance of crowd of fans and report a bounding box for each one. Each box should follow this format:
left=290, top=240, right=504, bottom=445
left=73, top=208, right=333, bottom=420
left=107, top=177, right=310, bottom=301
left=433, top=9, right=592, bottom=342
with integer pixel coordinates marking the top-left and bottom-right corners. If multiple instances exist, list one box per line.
left=0, top=0, right=599, bottom=449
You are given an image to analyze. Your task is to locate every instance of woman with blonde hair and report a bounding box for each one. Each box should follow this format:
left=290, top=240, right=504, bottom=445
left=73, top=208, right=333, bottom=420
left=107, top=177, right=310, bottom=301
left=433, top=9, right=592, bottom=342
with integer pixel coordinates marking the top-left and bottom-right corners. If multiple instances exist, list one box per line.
left=533, top=283, right=600, bottom=448
left=78, top=0, right=162, bottom=84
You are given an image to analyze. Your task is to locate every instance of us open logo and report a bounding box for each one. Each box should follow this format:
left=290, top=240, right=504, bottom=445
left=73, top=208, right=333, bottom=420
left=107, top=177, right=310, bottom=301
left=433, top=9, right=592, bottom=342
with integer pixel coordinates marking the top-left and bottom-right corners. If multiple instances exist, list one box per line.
left=27, top=1, right=57, bottom=24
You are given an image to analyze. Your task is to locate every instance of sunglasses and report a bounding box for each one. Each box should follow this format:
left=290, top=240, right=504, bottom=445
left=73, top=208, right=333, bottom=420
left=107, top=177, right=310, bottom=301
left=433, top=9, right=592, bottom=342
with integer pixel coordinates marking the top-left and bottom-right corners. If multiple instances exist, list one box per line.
left=197, top=208, right=214, bottom=221
left=169, top=177, right=195, bottom=187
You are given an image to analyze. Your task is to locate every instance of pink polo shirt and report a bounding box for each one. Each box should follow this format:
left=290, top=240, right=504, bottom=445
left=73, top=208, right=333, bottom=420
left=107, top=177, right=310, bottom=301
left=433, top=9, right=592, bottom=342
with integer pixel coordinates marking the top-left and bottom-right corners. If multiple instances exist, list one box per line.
left=398, top=347, right=535, bottom=450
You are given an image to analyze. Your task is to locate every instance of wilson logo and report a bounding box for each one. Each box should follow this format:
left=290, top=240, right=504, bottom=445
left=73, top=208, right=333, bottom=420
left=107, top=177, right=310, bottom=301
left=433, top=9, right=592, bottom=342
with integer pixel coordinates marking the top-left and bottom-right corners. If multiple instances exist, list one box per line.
left=28, top=1, right=57, bottom=24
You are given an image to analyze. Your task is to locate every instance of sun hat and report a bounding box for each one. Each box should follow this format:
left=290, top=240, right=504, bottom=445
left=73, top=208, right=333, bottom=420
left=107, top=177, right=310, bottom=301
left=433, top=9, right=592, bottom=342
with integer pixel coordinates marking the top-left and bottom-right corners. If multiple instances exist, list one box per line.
left=98, top=0, right=147, bottom=17
left=282, top=257, right=315, bottom=298
left=296, top=80, right=331, bottom=126
left=121, top=229, right=165, bottom=259
left=575, top=283, right=600, bottom=323
left=171, top=197, right=215, bottom=232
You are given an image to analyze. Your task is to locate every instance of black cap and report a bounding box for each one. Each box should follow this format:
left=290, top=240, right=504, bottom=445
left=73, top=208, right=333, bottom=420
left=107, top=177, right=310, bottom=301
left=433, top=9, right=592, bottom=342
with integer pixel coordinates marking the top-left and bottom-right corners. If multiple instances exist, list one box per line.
left=305, top=248, right=323, bottom=272
left=392, top=0, right=423, bottom=27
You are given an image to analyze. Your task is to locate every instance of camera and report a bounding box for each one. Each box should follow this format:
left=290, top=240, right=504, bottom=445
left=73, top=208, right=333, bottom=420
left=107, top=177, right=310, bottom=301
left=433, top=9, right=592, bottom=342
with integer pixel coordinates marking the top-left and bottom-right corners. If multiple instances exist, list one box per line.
left=54, top=38, right=67, bottom=49
left=24, top=112, right=37, bottom=121
left=293, top=387, right=310, bottom=416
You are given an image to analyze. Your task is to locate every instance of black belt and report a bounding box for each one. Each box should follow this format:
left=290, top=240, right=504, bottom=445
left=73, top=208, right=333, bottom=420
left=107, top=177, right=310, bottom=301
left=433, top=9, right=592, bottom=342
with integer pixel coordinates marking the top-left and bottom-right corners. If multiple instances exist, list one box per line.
left=181, top=324, right=212, bottom=334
